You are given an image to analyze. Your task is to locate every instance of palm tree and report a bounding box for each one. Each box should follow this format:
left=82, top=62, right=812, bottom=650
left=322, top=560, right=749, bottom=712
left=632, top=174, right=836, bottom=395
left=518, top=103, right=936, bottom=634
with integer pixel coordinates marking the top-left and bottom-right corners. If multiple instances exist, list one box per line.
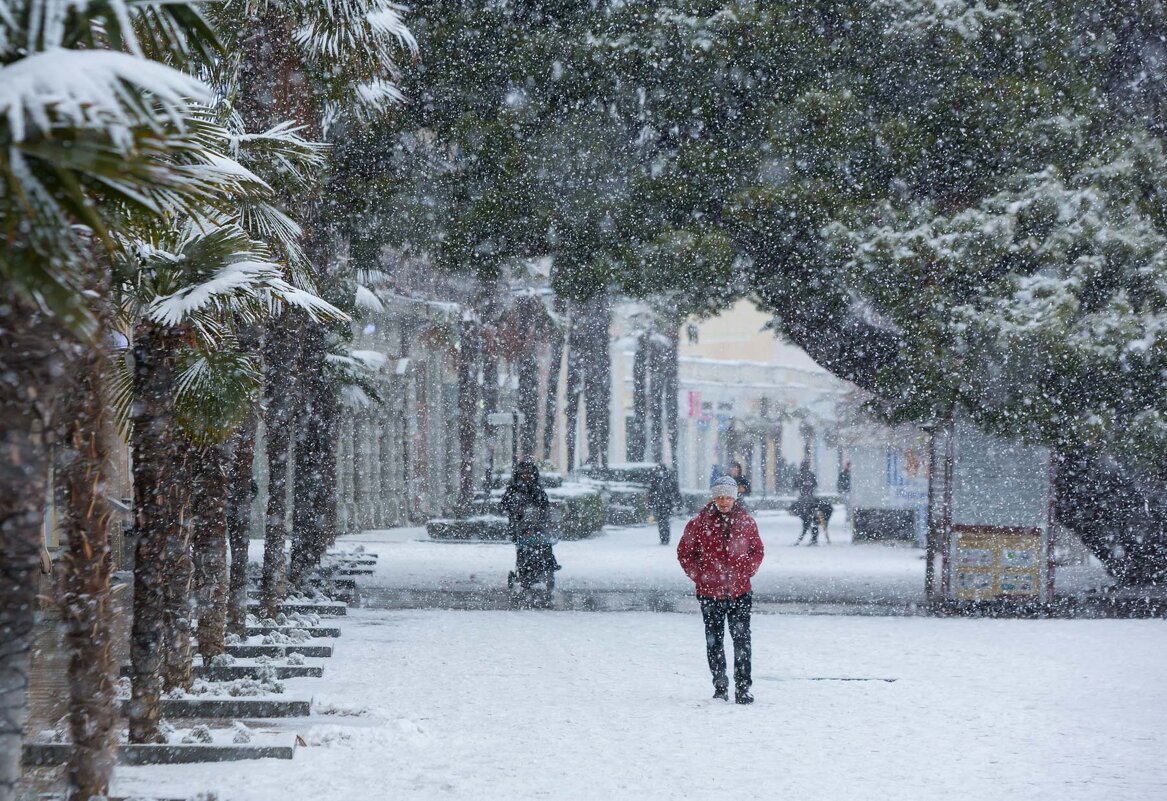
left=205, top=0, right=415, bottom=612
left=114, top=210, right=343, bottom=739
left=0, top=2, right=228, bottom=796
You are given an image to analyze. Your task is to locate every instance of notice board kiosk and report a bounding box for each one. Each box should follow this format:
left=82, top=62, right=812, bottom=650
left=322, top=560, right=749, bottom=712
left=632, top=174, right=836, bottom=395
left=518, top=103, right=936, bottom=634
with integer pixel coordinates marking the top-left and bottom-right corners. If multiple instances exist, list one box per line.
left=928, top=418, right=1054, bottom=605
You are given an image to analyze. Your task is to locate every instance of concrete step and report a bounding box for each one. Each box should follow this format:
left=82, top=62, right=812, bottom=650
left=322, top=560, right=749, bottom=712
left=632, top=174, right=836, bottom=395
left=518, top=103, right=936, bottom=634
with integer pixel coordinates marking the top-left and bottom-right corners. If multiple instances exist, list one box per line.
left=119, top=697, right=312, bottom=718
left=246, top=588, right=355, bottom=604
left=120, top=664, right=323, bottom=681
left=226, top=643, right=332, bottom=659
left=246, top=600, right=347, bottom=616
left=24, top=739, right=296, bottom=766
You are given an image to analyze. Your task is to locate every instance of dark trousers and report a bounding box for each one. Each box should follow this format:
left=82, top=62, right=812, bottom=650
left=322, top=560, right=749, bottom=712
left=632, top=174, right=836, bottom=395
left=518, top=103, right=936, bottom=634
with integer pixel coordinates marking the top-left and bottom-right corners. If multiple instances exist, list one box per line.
left=699, top=593, right=753, bottom=691
left=657, top=515, right=671, bottom=544
left=796, top=514, right=818, bottom=545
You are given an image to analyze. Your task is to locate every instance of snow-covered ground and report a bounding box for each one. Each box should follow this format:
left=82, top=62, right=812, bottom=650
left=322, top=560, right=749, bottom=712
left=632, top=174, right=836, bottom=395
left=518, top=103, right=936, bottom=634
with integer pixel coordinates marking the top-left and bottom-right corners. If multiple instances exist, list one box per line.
left=338, top=508, right=1110, bottom=606
left=114, top=609, right=1167, bottom=800
left=109, top=511, right=1148, bottom=799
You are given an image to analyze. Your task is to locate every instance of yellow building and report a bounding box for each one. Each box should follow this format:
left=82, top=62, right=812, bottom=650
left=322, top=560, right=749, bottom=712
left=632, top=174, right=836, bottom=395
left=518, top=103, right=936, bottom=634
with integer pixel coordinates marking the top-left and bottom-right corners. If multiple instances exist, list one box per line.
left=610, top=299, right=852, bottom=493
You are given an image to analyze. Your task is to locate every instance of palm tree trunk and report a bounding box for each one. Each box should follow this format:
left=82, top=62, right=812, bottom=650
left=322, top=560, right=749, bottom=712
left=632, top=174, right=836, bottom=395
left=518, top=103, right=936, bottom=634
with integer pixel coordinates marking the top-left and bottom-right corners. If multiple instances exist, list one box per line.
left=516, top=350, right=539, bottom=462
left=128, top=324, right=191, bottom=743
left=629, top=333, right=648, bottom=462
left=226, top=415, right=258, bottom=637
left=541, top=305, right=564, bottom=462
left=0, top=307, right=65, bottom=801
left=663, top=325, right=680, bottom=477
left=192, top=444, right=230, bottom=663
left=457, top=317, right=481, bottom=510
left=56, top=344, right=117, bottom=801
left=308, top=387, right=341, bottom=566
left=648, top=335, right=667, bottom=464
left=161, top=483, right=195, bottom=691
left=261, top=313, right=303, bottom=616
left=290, top=318, right=329, bottom=587
left=564, top=313, right=583, bottom=472
left=580, top=293, right=611, bottom=468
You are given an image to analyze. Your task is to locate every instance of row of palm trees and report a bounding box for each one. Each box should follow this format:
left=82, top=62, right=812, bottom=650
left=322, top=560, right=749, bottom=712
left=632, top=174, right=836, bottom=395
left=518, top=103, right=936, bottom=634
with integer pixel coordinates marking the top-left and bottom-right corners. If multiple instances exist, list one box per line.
left=0, top=2, right=414, bottom=800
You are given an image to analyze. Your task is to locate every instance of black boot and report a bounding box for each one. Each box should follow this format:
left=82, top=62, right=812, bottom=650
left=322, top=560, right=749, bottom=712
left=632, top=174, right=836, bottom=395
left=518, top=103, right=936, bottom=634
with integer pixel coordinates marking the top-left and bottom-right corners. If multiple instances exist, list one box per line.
left=713, top=686, right=729, bottom=701
left=735, top=689, right=754, bottom=705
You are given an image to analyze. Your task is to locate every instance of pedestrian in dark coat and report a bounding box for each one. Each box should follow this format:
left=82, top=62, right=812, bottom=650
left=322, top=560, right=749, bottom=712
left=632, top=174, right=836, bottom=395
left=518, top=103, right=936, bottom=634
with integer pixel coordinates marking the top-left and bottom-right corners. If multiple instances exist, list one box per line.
left=837, top=460, right=852, bottom=522
left=648, top=463, right=680, bottom=545
left=797, top=460, right=817, bottom=498
left=677, top=475, right=765, bottom=704
left=729, top=461, right=752, bottom=502
left=499, top=459, right=560, bottom=573
left=499, top=459, right=550, bottom=540
left=793, top=460, right=821, bottom=545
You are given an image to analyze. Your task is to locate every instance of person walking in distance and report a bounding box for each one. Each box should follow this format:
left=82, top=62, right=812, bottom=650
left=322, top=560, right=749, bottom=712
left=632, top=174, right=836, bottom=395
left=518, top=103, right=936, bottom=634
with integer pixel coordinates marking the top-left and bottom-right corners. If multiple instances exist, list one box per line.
left=729, top=461, right=752, bottom=504
left=836, top=460, right=852, bottom=523
left=793, top=459, right=820, bottom=545
left=649, top=463, right=680, bottom=545
left=677, top=475, right=765, bottom=704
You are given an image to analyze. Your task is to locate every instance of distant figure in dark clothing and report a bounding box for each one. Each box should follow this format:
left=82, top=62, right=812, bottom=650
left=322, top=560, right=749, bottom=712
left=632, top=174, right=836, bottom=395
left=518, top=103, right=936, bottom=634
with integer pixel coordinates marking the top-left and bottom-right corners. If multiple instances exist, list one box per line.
left=729, top=461, right=751, bottom=501
left=797, top=460, right=817, bottom=498
left=649, top=463, right=681, bottom=545
left=837, top=460, right=852, bottom=522
left=793, top=460, right=821, bottom=545
left=499, top=459, right=561, bottom=571
left=499, top=459, right=550, bottom=540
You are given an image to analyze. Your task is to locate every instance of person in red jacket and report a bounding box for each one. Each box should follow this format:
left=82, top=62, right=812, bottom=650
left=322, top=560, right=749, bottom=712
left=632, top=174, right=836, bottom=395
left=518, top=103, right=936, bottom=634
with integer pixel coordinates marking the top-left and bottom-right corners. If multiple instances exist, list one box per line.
left=677, top=475, right=765, bottom=704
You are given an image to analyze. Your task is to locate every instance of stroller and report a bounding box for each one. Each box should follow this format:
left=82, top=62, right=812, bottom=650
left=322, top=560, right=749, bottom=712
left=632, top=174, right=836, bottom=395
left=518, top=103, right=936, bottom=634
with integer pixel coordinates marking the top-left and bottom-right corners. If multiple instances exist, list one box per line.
left=506, top=503, right=560, bottom=602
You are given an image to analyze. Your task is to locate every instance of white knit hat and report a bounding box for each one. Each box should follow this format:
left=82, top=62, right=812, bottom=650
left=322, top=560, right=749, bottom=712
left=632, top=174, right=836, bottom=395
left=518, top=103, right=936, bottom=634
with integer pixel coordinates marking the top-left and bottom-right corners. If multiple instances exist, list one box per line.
left=711, top=475, right=738, bottom=499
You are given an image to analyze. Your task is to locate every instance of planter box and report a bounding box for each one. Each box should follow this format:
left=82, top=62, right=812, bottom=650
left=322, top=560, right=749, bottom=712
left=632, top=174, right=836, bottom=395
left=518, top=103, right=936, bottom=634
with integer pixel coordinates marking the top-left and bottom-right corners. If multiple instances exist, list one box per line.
left=246, top=625, right=340, bottom=638
left=426, top=515, right=509, bottom=541
left=547, top=486, right=604, bottom=540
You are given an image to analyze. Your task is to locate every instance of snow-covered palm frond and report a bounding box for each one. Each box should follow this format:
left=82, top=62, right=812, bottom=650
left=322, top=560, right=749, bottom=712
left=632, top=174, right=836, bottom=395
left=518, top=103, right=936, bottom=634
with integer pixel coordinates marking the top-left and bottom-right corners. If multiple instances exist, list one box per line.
left=281, top=0, right=415, bottom=125
left=292, top=0, right=416, bottom=60
left=0, top=49, right=210, bottom=144
left=325, top=345, right=388, bottom=407
left=234, top=198, right=308, bottom=268
left=264, top=277, right=348, bottom=323
left=126, top=0, right=221, bottom=69
left=173, top=346, right=262, bottom=444
left=226, top=120, right=330, bottom=186
left=354, top=283, right=384, bottom=313
left=148, top=258, right=285, bottom=326
left=365, top=2, right=415, bottom=49
left=1, top=120, right=233, bottom=336
left=133, top=224, right=345, bottom=328
left=1, top=0, right=221, bottom=65
left=352, top=78, right=406, bottom=120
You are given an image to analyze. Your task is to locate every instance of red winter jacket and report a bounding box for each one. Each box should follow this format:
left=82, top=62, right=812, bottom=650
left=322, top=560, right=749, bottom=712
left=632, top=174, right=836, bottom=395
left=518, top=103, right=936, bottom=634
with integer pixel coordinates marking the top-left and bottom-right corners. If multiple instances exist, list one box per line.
left=677, top=503, right=765, bottom=599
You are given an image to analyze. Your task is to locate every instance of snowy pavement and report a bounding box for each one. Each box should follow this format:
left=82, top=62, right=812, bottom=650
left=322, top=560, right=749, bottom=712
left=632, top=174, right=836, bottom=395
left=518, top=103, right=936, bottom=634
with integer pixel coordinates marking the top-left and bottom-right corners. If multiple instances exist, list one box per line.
left=113, top=609, right=1167, bottom=800
left=337, top=508, right=1111, bottom=608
